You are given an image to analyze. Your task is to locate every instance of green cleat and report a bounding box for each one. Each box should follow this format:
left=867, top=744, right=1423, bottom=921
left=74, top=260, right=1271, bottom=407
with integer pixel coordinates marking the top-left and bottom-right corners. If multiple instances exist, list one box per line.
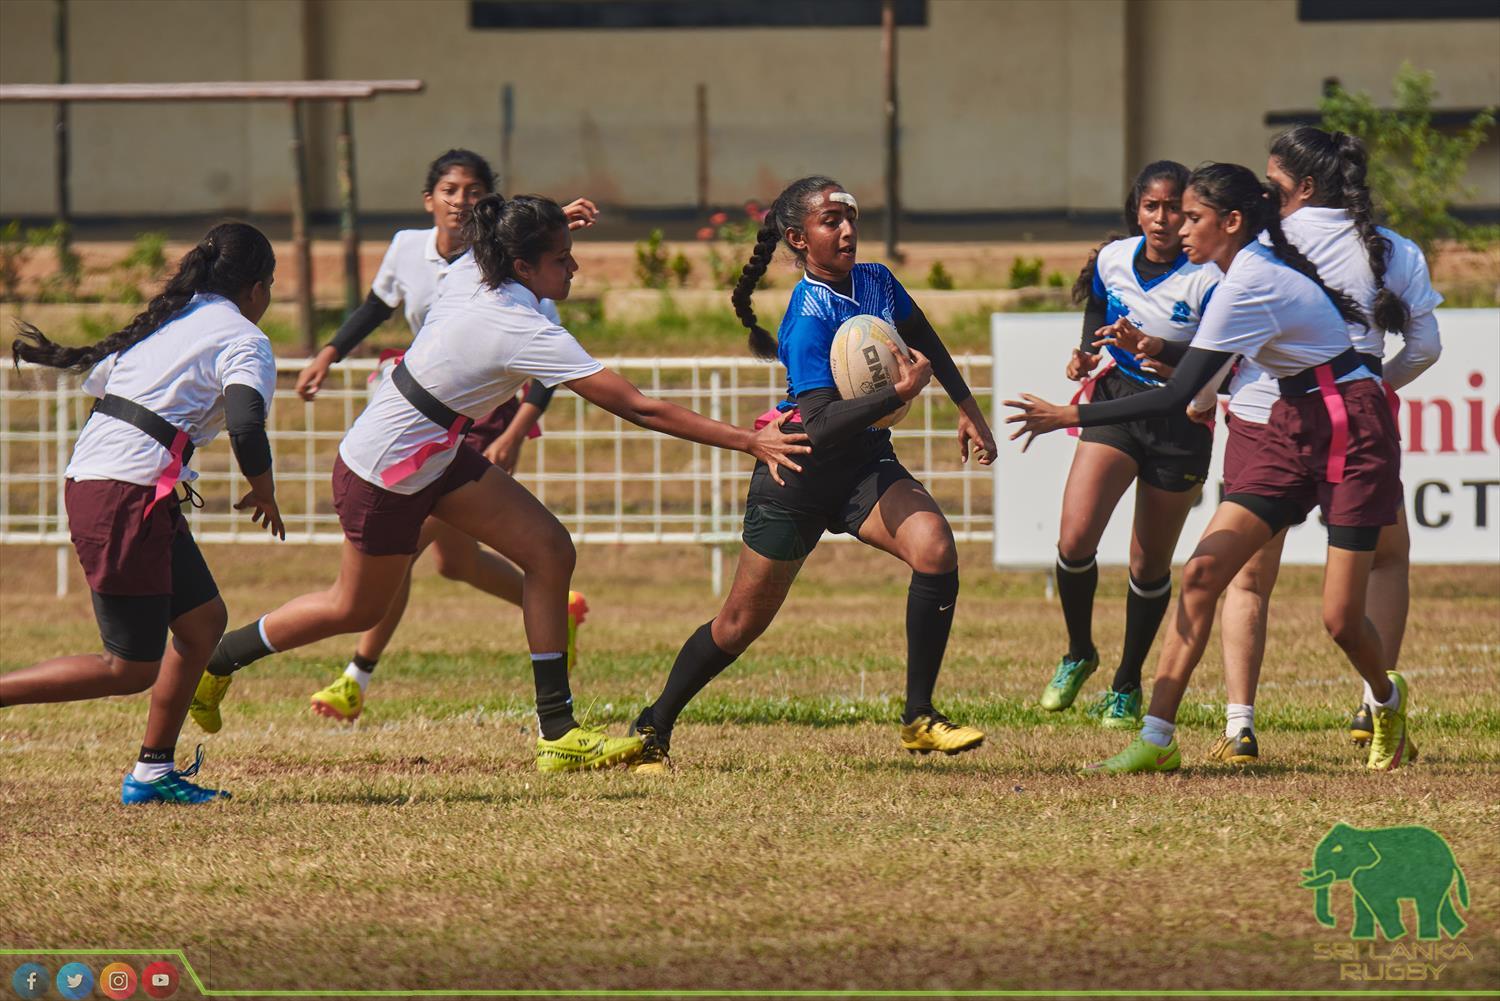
left=311, top=674, right=364, bottom=722
left=1368, top=672, right=1417, bottom=771
left=1040, top=652, right=1099, bottom=711
left=189, top=671, right=233, bottom=734
left=1089, top=687, right=1142, bottom=730
left=1083, top=736, right=1181, bottom=775
left=535, top=725, right=642, bottom=773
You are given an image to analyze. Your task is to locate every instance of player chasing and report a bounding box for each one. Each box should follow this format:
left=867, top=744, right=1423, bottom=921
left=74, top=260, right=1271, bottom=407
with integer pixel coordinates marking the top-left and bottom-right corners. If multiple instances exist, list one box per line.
left=285, top=148, right=598, bottom=725
left=0, top=223, right=285, bottom=804
left=1006, top=163, right=1415, bottom=775
left=1040, top=161, right=1220, bottom=730
left=187, top=194, right=810, bottom=772
left=625, top=176, right=998, bottom=774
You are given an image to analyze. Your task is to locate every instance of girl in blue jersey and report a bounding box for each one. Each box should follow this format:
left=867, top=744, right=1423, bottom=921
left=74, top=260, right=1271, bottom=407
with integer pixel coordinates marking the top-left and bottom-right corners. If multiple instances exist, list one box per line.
left=627, top=176, right=997, bottom=772
left=1040, top=162, right=1220, bottom=727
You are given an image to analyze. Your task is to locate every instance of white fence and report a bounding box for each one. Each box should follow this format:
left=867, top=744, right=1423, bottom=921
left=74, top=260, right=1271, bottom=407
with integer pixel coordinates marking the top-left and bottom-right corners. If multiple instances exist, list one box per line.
left=0, top=355, right=995, bottom=595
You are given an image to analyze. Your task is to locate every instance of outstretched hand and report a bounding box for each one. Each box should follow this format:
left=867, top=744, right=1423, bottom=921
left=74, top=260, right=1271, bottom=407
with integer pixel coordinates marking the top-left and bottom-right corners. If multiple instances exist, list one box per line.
left=1092, top=317, right=1163, bottom=361
left=235, top=488, right=286, bottom=540
left=1003, top=394, right=1078, bottom=453
left=748, top=412, right=812, bottom=486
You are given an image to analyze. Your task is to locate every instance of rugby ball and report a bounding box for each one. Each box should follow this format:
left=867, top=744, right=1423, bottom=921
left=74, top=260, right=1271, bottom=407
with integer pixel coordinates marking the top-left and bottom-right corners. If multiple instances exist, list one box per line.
left=829, top=314, right=911, bottom=429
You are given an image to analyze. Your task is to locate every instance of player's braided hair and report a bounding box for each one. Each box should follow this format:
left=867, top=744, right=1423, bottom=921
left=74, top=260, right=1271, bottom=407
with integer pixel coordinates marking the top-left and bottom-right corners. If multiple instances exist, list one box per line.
left=463, top=194, right=569, bottom=291
left=1270, top=126, right=1410, bottom=333
left=12, top=221, right=275, bottom=373
left=1188, top=162, right=1368, bottom=331
left=1072, top=160, right=1189, bottom=304
left=424, top=148, right=496, bottom=195
left=731, top=175, right=840, bottom=360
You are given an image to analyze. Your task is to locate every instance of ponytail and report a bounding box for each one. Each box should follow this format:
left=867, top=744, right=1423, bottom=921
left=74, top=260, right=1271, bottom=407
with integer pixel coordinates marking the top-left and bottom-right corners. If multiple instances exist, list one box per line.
left=461, top=193, right=568, bottom=291
left=732, top=224, right=780, bottom=360
left=1270, top=126, right=1409, bottom=332
left=1188, top=162, right=1368, bottom=331
left=12, top=221, right=274, bottom=373
left=726, top=174, right=841, bottom=360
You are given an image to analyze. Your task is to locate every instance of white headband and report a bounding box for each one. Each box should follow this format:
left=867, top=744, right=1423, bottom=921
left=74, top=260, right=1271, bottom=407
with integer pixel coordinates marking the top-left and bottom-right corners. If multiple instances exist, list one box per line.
left=828, top=191, right=858, bottom=213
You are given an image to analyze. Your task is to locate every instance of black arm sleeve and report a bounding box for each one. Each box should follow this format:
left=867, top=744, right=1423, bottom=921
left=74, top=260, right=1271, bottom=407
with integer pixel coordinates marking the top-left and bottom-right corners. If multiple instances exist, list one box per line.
left=225, top=383, right=272, bottom=478
left=1077, top=348, right=1235, bottom=428
left=896, top=303, right=971, bottom=405
left=326, top=291, right=397, bottom=361
left=794, top=386, right=903, bottom=449
left=522, top=379, right=556, bottom=412
left=1152, top=338, right=1191, bottom=365
left=1081, top=287, right=1108, bottom=354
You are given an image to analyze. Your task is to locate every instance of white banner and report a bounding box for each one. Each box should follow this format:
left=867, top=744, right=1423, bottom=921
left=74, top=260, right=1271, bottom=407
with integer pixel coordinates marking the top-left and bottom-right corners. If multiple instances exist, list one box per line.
left=991, top=309, right=1500, bottom=567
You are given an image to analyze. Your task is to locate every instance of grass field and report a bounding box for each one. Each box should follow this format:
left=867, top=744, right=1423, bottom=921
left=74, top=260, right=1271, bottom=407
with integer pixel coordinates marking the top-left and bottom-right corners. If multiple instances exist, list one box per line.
left=2, top=542, right=1497, bottom=996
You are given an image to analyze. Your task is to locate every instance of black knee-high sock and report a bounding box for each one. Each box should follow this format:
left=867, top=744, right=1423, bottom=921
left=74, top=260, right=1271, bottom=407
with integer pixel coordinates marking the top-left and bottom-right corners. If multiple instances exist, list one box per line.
left=1055, top=552, right=1098, bottom=661
left=648, top=621, right=740, bottom=742
left=903, top=569, right=960, bottom=723
left=1112, top=572, right=1172, bottom=692
left=205, top=619, right=276, bottom=676
left=532, top=653, right=577, bottom=741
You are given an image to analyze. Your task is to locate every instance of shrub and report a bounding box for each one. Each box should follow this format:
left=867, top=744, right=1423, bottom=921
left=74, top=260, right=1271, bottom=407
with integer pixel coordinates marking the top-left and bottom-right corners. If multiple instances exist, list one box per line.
left=926, top=260, right=954, bottom=290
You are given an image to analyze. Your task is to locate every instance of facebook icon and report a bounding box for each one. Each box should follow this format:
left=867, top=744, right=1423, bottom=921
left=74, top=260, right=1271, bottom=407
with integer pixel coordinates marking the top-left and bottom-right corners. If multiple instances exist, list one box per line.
left=11, top=963, right=48, bottom=1000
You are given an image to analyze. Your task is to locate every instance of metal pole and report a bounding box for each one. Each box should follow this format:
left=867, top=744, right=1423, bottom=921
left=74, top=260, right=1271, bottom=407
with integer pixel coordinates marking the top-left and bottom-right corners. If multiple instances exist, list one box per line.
left=500, top=83, right=514, bottom=194
left=53, top=0, right=70, bottom=254
left=881, top=0, right=901, bottom=262
left=289, top=98, right=314, bottom=352
left=695, top=83, right=708, bottom=212
left=337, top=99, right=361, bottom=316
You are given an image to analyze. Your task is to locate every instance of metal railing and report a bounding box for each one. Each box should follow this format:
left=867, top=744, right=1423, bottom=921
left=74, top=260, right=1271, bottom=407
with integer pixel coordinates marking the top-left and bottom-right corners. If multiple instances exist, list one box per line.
left=1, top=356, right=995, bottom=594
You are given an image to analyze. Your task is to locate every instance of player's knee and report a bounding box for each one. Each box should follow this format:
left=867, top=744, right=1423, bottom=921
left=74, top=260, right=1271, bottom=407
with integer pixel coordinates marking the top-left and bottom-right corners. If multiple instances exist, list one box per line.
left=1181, top=555, right=1226, bottom=597
left=912, top=527, right=957, bottom=574
left=432, top=548, right=471, bottom=582
left=1056, top=531, right=1094, bottom=565
left=1322, top=607, right=1364, bottom=649
left=713, top=608, right=765, bottom=654
left=105, top=655, right=160, bottom=695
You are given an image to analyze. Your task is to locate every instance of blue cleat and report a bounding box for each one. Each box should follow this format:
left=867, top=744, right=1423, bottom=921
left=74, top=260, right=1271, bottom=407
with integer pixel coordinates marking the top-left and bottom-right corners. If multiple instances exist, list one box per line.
left=120, top=746, right=232, bottom=805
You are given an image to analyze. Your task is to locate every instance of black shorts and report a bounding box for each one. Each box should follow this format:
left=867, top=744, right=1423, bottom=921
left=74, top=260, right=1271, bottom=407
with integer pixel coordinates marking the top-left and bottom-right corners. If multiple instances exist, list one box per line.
left=1078, top=367, right=1212, bottom=493
left=742, top=428, right=915, bottom=562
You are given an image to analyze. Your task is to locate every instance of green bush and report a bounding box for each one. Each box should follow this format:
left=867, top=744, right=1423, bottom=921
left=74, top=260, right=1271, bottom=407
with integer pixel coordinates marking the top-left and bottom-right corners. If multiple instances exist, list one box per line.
left=926, top=260, right=955, bottom=290
left=1007, top=256, right=1043, bottom=289
left=1320, top=63, right=1496, bottom=254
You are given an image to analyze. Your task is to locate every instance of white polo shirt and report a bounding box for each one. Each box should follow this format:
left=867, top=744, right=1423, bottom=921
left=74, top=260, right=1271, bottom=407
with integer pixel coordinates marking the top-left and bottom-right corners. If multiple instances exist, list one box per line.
left=1193, top=241, right=1370, bottom=395
left=370, top=227, right=453, bottom=334
left=338, top=277, right=602, bottom=494
left=67, top=293, right=277, bottom=486
left=1091, top=237, right=1221, bottom=385
left=1227, top=210, right=1441, bottom=423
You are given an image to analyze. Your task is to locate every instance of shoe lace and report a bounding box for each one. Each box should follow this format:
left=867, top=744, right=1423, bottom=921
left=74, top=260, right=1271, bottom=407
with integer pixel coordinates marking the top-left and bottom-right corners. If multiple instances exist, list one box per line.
left=1049, top=657, right=1087, bottom=687
left=924, top=713, right=961, bottom=733
left=637, top=727, right=671, bottom=765
left=176, top=744, right=207, bottom=779
left=1101, top=690, right=1132, bottom=717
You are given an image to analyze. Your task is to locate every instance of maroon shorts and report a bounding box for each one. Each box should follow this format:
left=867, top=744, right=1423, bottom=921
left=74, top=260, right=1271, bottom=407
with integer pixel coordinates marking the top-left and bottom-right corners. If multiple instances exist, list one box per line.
left=1226, top=378, right=1402, bottom=529
left=332, top=446, right=492, bottom=556
left=1221, top=412, right=1266, bottom=496
left=65, top=478, right=220, bottom=660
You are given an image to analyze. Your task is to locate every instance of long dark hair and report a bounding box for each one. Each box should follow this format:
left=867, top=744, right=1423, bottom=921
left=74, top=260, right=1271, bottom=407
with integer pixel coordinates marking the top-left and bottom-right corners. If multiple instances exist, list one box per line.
left=462, top=194, right=568, bottom=291
left=1186, top=162, right=1368, bottom=329
left=12, top=221, right=275, bottom=373
left=1073, top=160, right=1190, bottom=304
left=731, top=175, right=840, bottom=360
left=1270, top=126, right=1409, bottom=332
left=424, top=148, right=495, bottom=194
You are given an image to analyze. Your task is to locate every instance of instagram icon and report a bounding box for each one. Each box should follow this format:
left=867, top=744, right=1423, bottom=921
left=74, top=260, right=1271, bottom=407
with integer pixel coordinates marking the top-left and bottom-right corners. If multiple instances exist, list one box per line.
left=101, top=962, right=137, bottom=1000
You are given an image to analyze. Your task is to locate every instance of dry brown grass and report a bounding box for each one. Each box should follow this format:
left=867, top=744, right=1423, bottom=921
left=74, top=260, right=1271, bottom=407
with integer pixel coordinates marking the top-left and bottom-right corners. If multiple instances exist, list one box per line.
left=2, top=542, right=1497, bottom=995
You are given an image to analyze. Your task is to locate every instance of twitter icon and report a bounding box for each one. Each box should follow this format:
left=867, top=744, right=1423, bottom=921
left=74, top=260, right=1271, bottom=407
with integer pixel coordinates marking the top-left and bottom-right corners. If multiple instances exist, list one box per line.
left=56, top=962, right=94, bottom=1000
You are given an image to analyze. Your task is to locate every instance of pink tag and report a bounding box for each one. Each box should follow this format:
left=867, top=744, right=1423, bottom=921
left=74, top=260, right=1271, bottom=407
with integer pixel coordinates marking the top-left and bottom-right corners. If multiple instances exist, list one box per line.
left=143, top=430, right=190, bottom=520
left=380, top=415, right=469, bottom=488
left=1314, top=364, right=1349, bottom=484
left=1066, top=358, right=1114, bottom=438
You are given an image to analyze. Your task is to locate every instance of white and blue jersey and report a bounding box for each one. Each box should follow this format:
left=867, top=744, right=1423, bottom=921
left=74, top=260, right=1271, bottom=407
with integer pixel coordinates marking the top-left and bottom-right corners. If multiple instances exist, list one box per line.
left=1091, top=237, right=1220, bottom=385
left=777, top=263, right=914, bottom=402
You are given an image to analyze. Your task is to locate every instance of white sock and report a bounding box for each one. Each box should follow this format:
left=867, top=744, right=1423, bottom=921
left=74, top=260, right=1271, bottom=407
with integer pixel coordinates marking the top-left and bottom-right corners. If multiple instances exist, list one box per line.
left=1226, top=703, right=1255, bottom=738
left=1140, top=714, right=1176, bottom=748
left=1374, top=677, right=1401, bottom=711
left=344, top=662, right=373, bottom=693
left=257, top=616, right=278, bottom=654
left=132, top=760, right=172, bottom=782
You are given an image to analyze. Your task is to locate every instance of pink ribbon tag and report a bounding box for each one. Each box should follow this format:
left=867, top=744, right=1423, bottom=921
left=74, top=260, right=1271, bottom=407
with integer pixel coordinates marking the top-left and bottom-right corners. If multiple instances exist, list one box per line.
left=755, top=406, right=800, bottom=431
left=380, top=415, right=469, bottom=488
left=143, top=429, right=190, bottom=520
left=1314, top=364, right=1349, bottom=484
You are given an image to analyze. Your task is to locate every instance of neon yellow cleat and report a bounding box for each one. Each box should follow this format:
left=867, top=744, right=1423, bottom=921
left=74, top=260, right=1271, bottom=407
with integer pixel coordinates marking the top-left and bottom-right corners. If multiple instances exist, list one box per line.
left=566, top=591, right=589, bottom=673
left=311, top=674, right=364, bottom=722
left=535, top=725, right=642, bottom=772
left=189, top=671, right=233, bottom=734
left=1368, top=672, right=1418, bottom=771
left=1208, top=727, right=1259, bottom=765
left=900, top=714, right=985, bottom=756
left=1040, top=653, right=1099, bottom=711
left=1083, top=736, right=1181, bottom=774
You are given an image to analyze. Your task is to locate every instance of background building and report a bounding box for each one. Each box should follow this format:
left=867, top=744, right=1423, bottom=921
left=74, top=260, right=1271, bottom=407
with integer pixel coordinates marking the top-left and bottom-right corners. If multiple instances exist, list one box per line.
left=1, top=0, right=1496, bottom=223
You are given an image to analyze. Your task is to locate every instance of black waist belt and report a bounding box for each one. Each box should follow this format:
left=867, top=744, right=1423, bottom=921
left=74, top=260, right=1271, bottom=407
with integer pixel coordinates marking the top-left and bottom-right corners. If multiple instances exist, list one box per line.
left=1358, top=352, right=1383, bottom=376
left=392, top=362, right=473, bottom=435
left=90, top=394, right=196, bottom=465
left=1276, top=348, right=1365, bottom=397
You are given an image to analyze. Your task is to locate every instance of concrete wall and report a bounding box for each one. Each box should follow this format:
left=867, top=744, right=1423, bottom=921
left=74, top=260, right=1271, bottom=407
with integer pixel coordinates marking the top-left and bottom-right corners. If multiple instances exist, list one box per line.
left=1, top=0, right=1495, bottom=218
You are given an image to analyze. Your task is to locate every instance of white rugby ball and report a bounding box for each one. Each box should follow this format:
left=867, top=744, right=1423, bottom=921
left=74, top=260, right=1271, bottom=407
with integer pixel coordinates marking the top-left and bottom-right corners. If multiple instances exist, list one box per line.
left=829, top=314, right=910, bottom=429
